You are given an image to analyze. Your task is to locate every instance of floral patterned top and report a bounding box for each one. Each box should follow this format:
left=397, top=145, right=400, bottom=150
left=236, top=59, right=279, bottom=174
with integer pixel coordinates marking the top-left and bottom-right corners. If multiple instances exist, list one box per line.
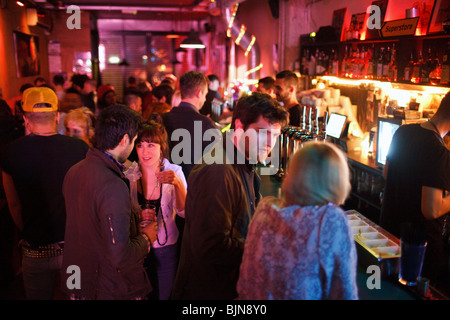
left=237, top=197, right=359, bottom=300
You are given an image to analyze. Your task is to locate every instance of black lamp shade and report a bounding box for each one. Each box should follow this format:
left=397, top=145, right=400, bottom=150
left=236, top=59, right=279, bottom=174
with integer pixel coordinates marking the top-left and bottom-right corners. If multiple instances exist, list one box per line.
left=180, top=29, right=205, bottom=49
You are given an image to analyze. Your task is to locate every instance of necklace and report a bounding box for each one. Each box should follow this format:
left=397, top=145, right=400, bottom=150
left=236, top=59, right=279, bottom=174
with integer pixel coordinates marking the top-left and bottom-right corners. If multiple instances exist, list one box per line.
left=138, top=178, right=168, bottom=246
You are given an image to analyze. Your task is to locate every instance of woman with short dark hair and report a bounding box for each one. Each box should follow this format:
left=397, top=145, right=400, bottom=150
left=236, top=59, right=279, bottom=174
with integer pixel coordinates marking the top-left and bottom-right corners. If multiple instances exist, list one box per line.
left=130, top=120, right=187, bottom=300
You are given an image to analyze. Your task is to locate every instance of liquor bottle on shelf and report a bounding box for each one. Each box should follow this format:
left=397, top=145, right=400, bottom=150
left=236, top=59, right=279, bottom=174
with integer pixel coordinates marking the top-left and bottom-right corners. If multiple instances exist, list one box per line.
left=357, top=48, right=364, bottom=78
left=367, top=44, right=375, bottom=79
left=306, top=49, right=312, bottom=76
left=301, top=49, right=309, bottom=75
left=326, top=50, right=332, bottom=75
left=382, top=46, right=390, bottom=80
left=310, top=49, right=317, bottom=77
left=376, top=48, right=385, bottom=80
left=411, top=51, right=423, bottom=84
left=360, top=47, right=368, bottom=78
left=430, top=50, right=441, bottom=85
left=341, top=46, right=349, bottom=77
left=388, top=44, right=398, bottom=82
left=346, top=47, right=352, bottom=77
left=316, top=49, right=323, bottom=75
left=330, top=49, right=339, bottom=76
left=421, top=47, right=433, bottom=84
left=323, top=51, right=329, bottom=75
left=351, top=48, right=359, bottom=78
left=316, top=50, right=327, bottom=76
left=441, top=42, right=450, bottom=85
left=403, top=52, right=414, bottom=82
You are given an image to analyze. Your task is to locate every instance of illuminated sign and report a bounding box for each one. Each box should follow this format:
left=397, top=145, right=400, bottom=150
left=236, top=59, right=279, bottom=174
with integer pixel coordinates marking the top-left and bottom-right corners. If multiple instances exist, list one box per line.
left=379, top=17, right=419, bottom=38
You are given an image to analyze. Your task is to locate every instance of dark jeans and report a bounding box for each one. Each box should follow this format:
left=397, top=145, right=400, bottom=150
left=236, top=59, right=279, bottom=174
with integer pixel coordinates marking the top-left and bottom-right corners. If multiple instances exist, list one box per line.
left=22, top=254, right=63, bottom=300
left=145, top=244, right=178, bottom=300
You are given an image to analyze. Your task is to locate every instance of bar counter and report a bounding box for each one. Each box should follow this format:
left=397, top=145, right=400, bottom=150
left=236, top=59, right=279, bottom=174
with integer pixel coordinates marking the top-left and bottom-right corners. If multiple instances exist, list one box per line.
left=257, top=167, right=448, bottom=300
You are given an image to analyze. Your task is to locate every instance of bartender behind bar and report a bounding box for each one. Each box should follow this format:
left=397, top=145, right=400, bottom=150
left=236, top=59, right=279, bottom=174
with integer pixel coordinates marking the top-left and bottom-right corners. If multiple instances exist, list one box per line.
left=380, top=91, right=450, bottom=296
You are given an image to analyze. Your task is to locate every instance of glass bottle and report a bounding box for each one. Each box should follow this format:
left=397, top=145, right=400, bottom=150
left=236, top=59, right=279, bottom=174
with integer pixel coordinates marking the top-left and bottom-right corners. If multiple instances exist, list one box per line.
left=341, top=46, right=349, bottom=77
left=430, top=50, right=441, bottom=85
left=315, top=49, right=323, bottom=76
left=376, top=48, right=385, bottom=80
left=403, top=52, right=414, bottom=82
left=441, top=42, right=450, bottom=85
left=301, top=49, right=309, bottom=75
left=388, top=43, right=398, bottom=82
left=330, top=49, right=339, bottom=76
left=351, top=48, right=359, bottom=78
left=382, top=46, right=390, bottom=80
left=421, top=48, right=433, bottom=84
left=411, top=51, right=423, bottom=84
left=367, top=44, right=375, bottom=79
left=360, top=47, right=367, bottom=78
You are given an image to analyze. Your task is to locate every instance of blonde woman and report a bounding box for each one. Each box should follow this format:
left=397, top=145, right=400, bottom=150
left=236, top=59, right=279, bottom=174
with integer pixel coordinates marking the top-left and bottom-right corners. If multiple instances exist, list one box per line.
left=64, top=107, right=95, bottom=147
left=237, top=141, right=358, bottom=300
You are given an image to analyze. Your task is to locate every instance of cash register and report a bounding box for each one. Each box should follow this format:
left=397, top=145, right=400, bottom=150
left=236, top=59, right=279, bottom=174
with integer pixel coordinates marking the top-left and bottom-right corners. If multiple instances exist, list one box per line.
left=326, top=112, right=348, bottom=152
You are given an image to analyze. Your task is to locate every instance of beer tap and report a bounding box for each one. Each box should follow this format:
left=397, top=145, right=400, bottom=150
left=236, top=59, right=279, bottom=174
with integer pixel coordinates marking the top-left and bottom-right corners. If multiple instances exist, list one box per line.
left=307, top=107, right=313, bottom=134
left=301, top=105, right=307, bottom=132
left=276, top=126, right=292, bottom=181
left=313, top=108, right=319, bottom=137
left=322, top=111, right=328, bottom=141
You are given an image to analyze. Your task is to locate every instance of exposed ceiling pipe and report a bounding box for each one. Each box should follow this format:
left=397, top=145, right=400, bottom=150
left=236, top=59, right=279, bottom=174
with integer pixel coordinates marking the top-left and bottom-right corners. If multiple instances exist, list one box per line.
left=221, top=0, right=261, bottom=80
left=56, top=5, right=209, bottom=13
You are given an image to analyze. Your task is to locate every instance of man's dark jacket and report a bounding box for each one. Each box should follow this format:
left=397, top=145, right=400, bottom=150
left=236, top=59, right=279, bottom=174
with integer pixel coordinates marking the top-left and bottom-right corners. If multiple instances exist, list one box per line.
left=162, top=101, right=217, bottom=179
left=171, top=135, right=261, bottom=300
left=62, top=148, right=151, bottom=300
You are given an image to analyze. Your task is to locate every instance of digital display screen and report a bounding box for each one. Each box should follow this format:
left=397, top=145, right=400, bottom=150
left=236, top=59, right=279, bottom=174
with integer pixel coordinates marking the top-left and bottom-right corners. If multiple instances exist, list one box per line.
left=327, top=113, right=347, bottom=139
left=376, top=118, right=401, bottom=166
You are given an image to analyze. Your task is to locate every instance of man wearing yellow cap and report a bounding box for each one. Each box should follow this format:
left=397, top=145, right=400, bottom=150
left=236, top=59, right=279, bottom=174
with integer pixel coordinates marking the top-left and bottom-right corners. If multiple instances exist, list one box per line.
left=0, top=87, right=89, bottom=300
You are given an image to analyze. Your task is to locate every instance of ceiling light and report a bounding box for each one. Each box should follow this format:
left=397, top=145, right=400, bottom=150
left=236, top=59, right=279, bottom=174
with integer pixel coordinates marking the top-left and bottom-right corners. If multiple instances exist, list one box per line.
left=180, top=29, right=205, bottom=49
left=108, top=56, right=120, bottom=64
left=166, top=31, right=180, bottom=39
left=16, top=1, right=25, bottom=6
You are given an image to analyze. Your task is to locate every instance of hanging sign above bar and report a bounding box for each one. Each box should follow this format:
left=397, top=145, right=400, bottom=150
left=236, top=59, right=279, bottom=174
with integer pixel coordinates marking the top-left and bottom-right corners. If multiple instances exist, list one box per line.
left=379, top=17, right=419, bottom=38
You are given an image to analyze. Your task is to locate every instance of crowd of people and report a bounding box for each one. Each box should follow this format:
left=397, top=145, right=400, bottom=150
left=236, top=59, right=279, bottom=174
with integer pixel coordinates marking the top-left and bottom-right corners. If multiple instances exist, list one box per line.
left=0, top=68, right=361, bottom=300
left=1, top=66, right=449, bottom=300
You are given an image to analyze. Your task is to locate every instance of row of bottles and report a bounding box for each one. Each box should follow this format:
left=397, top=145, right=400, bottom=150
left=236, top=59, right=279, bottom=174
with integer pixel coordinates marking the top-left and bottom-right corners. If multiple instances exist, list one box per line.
left=404, top=44, right=450, bottom=85
left=301, top=48, right=331, bottom=77
left=300, top=41, right=450, bottom=85
left=340, top=44, right=398, bottom=81
left=301, top=44, right=398, bottom=81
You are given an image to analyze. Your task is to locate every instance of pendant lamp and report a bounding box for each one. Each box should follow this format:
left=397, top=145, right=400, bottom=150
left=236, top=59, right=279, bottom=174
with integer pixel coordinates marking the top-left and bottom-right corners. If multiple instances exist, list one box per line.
left=180, top=28, right=205, bottom=49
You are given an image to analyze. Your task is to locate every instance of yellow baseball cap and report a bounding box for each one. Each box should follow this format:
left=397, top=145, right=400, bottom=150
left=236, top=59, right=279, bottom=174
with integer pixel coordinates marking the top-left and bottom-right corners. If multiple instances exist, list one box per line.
left=22, top=87, right=58, bottom=112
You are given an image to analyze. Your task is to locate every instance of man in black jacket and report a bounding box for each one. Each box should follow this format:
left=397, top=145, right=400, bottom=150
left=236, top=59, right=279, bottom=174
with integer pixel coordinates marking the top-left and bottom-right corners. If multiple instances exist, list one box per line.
left=62, top=105, right=157, bottom=300
left=171, top=93, right=288, bottom=300
left=162, top=71, right=220, bottom=180
left=199, top=74, right=221, bottom=118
